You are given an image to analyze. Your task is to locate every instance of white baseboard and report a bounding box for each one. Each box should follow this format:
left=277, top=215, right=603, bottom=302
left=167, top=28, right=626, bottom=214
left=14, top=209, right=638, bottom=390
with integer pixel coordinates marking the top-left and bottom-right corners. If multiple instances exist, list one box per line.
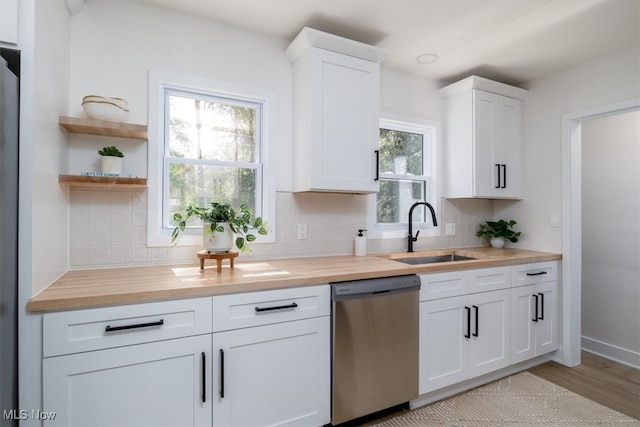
left=581, top=336, right=640, bottom=369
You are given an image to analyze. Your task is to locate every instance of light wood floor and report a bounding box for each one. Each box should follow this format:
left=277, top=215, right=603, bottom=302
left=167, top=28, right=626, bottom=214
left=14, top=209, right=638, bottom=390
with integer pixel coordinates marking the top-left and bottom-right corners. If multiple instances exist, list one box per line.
left=357, top=351, right=639, bottom=426
left=529, top=351, right=640, bottom=420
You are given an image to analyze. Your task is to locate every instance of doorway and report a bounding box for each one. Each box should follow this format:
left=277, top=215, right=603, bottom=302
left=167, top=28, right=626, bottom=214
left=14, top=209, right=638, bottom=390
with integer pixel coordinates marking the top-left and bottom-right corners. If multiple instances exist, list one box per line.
left=562, top=98, right=640, bottom=367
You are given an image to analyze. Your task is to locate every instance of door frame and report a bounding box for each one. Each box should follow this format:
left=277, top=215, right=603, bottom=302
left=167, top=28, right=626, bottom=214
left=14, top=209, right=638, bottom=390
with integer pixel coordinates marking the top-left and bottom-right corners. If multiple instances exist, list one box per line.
left=561, top=97, right=640, bottom=366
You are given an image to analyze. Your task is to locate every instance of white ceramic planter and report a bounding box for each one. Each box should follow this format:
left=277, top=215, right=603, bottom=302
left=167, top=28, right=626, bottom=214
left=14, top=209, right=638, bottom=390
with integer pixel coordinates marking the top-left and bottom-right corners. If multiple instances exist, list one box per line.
left=202, top=222, right=234, bottom=252
left=101, top=156, right=122, bottom=175
left=490, top=237, right=506, bottom=248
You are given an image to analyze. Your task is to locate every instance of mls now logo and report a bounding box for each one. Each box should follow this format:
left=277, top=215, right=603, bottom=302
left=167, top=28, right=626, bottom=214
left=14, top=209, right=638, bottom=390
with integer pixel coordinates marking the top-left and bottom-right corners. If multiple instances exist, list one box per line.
left=3, top=409, right=57, bottom=420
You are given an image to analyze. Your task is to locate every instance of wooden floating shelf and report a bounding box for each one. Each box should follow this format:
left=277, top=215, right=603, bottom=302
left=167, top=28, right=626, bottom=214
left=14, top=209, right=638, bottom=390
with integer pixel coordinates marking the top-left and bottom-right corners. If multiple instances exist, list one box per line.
left=58, top=174, right=148, bottom=189
left=59, top=116, right=148, bottom=140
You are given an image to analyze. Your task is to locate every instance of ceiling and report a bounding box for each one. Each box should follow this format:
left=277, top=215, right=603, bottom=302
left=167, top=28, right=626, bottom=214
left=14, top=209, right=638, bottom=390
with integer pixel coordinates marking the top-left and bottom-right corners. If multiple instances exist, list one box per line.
left=131, top=0, right=639, bottom=86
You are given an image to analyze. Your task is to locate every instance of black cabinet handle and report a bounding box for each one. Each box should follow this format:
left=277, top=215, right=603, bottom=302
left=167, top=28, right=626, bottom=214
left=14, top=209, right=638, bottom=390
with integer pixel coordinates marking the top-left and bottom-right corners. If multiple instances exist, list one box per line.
left=501, top=164, right=507, bottom=188
left=201, top=352, right=206, bottom=403
left=526, top=271, right=548, bottom=276
left=374, top=150, right=380, bottom=181
left=495, top=164, right=501, bottom=188
left=219, top=349, right=225, bottom=399
left=472, top=305, right=479, bottom=337
left=105, top=319, right=164, bottom=333
left=255, top=302, right=298, bottom=313
left=532, top=294, right=539, bottom=322
left=464, top=306, right=471, bottom=339
left=538, top=292, right=545, bottom=320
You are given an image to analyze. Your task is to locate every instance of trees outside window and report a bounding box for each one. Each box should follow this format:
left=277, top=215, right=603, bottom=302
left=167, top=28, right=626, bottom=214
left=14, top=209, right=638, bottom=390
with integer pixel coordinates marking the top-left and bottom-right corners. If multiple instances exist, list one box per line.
left=164, top=90, right=263, bottom=230
left=376, top=120, right=435, bottom=227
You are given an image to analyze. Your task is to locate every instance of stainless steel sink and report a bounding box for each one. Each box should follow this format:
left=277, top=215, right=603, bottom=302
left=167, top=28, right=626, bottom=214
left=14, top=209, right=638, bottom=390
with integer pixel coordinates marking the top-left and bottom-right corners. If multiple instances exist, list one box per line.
left=392, top=254, right=476, bottom=265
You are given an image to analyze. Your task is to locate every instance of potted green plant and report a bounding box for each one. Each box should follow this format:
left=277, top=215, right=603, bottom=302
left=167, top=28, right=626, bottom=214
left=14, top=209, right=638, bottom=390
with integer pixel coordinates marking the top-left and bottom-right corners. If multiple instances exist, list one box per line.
left=171, top=201, right=268, bottom=253
left=476, top=219, right=521, bottom=248
left=98, top=145, right=124, bottom=175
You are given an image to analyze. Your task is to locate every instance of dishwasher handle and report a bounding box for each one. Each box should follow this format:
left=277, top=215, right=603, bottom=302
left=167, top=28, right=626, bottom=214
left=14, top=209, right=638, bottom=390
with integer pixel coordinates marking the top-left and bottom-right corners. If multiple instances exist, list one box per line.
left=331, top=275, right=421, bottom=301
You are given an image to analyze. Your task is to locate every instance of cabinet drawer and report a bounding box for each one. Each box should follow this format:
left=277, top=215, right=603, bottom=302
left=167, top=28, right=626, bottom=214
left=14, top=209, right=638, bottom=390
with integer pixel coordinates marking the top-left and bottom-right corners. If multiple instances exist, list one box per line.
left=212, top=285, right=330, bottom=332
left=419, top=271, right=467, bottom=301
left=43, top=297, right=212, bottom=357
left=468, top=267, right=510, bottom=293
left=511, top=262, right=558, bottom=287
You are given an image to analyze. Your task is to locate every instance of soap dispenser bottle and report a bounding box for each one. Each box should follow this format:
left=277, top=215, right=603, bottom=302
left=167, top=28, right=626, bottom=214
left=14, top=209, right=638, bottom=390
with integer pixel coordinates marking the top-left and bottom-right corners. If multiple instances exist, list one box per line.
left=354, top=229, right=367, bottom=256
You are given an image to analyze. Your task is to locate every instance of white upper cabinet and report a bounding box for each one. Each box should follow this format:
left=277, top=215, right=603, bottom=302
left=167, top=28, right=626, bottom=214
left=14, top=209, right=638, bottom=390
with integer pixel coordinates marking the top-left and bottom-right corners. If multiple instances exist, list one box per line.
left=0, top=0, right=19, bottom=45
left=441, top=76, right=527, bottom=199
left=286, top=27, right=384, bottom=193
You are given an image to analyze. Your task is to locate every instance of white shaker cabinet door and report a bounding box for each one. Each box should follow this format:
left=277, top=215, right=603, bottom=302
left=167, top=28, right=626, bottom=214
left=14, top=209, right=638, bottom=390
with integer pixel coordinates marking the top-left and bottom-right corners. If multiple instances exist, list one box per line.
left=307, top=48, right=380, bottom=193
left=419, top=296, right=469, bottom=394
left=467, top=288, right=511, bottom=378
left=473, top=90, right=522, bottom=199
left=510, top=281, right=559, bottom=364
left=43, top=335, right=212, bottom=427
left=420, top=289, right=510, bottom=394
left=212, top=316, right=330, bottom=427
left=441, top=76, right=526, bottom=200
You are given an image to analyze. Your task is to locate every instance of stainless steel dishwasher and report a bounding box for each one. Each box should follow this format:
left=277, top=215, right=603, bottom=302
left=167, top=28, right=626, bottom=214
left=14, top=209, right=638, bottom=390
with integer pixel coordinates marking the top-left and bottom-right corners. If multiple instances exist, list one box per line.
left=330, top=275, right=420, bottom=425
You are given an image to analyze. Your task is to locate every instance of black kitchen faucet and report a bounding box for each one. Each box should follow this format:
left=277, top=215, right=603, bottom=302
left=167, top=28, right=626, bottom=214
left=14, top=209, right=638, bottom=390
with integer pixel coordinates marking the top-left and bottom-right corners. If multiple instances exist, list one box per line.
left=407, top=201, right=438, bottom=252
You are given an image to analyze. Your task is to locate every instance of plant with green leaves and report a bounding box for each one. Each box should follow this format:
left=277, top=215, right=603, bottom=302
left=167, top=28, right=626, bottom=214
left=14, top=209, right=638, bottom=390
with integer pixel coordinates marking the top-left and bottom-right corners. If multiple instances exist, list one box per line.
left=98, top=145, right=124, bottom=158
left=171, top=201, right=268, bottom=252
left=476, top=219, right=521, bottom=242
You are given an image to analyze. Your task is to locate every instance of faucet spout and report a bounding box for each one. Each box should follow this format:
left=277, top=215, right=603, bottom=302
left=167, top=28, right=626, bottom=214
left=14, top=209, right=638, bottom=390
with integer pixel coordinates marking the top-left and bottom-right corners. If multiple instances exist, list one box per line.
left=407, top=201, right=438, bottom=252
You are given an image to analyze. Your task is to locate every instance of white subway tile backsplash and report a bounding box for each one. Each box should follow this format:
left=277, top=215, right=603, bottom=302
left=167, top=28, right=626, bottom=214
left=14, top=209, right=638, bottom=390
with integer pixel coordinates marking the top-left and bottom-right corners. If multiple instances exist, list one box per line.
left=68, top=189, right=494, bottom=270
left=88, top=227, right=110, bottom=247
left=110, top=227, right=132, bottom=246
left=69, top=227, right=88, bottom=248
left=88, top=246, right=109, bottom=266
left=110, top=246, right=132, bottom=265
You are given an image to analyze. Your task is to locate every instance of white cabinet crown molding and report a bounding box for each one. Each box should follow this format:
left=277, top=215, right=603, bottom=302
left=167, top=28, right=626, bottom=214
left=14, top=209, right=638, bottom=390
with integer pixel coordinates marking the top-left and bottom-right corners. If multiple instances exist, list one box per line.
left=439, top=75, right=528, bottom=100
left=285, top=26, right=385, bottom=63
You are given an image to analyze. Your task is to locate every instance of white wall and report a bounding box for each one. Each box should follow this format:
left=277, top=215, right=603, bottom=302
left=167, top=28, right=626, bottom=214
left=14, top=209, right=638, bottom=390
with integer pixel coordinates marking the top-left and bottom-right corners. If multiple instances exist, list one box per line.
left=28, top=1, right=71, bottom=296
left=18, top=0, right=71, bottom=421
left=581, top=110, right=640, bottom=366
left=68, top=0, right=293, bottom=190
left=65, top=1, right=491, bottom=270
left=495, top=47, right=640, bottom=252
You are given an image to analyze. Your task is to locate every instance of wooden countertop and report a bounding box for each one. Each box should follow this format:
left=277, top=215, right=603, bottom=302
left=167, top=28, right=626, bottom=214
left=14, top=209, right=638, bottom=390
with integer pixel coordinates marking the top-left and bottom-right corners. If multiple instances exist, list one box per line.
left=27, top=247, right=561, bottom=312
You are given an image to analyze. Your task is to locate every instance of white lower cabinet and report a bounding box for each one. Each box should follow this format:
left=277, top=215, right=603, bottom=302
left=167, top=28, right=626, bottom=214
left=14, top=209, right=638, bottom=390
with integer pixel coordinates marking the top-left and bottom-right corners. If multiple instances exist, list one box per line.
left=211, top=285, right=331, bottom=427
left=419, top=288, right=510, bottom=394
left=511, top=281, right=558, bottom=364
left=212, top=317, right=330, bottom=427
left=43, top=334, right=212, bottom=426
left=42, top=297, right=213, bottom=426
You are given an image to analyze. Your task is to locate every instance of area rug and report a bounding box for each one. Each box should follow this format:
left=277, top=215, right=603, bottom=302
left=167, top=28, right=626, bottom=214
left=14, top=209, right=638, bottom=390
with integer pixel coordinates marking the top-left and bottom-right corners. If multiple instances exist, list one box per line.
left=372, top=371, right=640, bottom=426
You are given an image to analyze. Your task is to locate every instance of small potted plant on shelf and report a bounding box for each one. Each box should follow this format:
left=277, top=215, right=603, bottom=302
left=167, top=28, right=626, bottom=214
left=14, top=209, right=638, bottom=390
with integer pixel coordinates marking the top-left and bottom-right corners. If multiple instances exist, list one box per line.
left=476, top=219, right=521, bottom=248
left=171, top=201, right=269, bottom=253
left=98, top=145, right=124, bottom=175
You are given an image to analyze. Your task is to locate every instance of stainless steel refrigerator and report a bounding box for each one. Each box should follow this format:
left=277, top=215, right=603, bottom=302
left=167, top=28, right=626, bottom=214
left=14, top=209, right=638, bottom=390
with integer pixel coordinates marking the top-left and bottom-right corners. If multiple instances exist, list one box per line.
left=0, top=47, right=20, bottom=426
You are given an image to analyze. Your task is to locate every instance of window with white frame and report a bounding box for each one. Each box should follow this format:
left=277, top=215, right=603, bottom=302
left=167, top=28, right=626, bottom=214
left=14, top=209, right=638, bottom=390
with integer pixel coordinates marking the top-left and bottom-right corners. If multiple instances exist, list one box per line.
left=372, top=119, right=437, bottom=233
left=147, top=71, right=274, bottom=246
left=164, top=89, right=262, bottom=223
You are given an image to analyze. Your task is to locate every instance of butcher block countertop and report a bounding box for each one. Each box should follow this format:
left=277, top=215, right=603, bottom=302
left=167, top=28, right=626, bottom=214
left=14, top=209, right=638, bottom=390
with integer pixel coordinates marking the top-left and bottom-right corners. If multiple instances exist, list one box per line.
left=27, top=247, right=561, bottom=312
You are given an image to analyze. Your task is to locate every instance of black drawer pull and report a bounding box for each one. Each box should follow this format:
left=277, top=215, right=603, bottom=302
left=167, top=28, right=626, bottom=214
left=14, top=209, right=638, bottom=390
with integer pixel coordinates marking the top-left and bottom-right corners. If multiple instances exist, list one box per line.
left=526, top=271, right=548, bottom=276
left=472, top=305, right=479, bottom=337
left=105, top=319, right=164, bottom=333
left=219, top=349, right=225, bottom=399
left=255, top=302, right=298, bottom=313
left=201, top=352, right=206, bottom=403
left=464, top=306, right=471, bottom=339
left=501, top=164, right=507, bottom=188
